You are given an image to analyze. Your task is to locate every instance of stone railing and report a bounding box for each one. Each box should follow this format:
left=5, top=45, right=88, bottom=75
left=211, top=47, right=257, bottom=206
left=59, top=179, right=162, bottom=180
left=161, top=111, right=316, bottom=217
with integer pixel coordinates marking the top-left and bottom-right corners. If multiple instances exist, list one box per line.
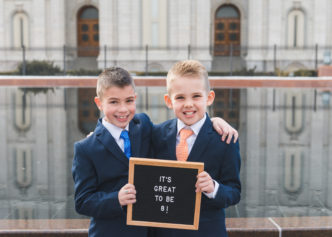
left=1, top=75, right=332, bottom=88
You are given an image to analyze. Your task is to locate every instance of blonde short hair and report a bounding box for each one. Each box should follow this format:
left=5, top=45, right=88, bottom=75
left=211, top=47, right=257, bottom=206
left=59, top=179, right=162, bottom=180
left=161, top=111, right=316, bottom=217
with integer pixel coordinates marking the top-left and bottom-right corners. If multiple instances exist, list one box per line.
left=96, top=67, right=135, bottom=98
left=166, top=60, right=210, bottom=94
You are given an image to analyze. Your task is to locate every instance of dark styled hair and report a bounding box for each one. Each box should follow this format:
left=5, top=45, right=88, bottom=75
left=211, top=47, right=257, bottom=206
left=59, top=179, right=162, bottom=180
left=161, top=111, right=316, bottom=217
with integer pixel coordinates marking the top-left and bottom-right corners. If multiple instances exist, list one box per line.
left=96, top=67, right=135, bottom=98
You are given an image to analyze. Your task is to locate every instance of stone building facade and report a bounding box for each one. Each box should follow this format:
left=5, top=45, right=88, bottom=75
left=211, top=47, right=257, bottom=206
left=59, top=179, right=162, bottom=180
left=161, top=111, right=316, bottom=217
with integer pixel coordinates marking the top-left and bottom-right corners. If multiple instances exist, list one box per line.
left=1, top=0, right=331, bottom=72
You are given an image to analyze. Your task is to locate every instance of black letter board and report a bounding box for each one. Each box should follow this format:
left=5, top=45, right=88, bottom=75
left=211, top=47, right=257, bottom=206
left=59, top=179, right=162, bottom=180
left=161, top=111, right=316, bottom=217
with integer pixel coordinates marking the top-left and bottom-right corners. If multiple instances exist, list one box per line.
left=127, top=158, right=204, bottom=230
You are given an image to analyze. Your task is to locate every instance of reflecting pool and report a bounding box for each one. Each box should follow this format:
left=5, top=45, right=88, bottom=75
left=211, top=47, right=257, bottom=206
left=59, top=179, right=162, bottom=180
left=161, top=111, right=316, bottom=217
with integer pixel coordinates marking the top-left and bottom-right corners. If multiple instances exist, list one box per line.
left=0, top=86, right=331, bottom=219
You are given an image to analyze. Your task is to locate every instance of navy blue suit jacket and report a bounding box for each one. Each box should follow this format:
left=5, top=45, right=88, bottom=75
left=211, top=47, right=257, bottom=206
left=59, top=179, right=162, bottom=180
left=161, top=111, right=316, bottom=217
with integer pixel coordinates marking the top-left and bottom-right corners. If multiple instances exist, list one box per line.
left=151, top=116, right=241, bottom=237
left=72, top=113, right=153, bottom=237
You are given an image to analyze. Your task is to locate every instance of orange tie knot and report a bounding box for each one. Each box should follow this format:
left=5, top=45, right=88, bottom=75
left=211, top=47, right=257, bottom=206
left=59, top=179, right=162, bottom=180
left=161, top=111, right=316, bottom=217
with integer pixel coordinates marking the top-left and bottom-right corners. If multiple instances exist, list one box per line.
left=176, top=128, right=194, bottom=161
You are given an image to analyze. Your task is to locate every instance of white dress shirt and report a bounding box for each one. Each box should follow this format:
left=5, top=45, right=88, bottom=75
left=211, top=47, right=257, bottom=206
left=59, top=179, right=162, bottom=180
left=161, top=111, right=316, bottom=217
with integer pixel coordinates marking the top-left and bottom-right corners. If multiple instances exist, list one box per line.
left=176, top=114, right=219, bottom=199
left=102, top=118, right=129, bottom=153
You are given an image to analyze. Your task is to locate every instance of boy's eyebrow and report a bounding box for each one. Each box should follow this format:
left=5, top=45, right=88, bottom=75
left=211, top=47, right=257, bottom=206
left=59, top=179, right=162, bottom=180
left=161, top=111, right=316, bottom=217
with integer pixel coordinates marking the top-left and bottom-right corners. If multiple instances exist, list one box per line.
left=106, top=97, right=120, bottom=100
left=106, top=95, right=135, bottom=100
left=174, top=94, right=184, bottom=97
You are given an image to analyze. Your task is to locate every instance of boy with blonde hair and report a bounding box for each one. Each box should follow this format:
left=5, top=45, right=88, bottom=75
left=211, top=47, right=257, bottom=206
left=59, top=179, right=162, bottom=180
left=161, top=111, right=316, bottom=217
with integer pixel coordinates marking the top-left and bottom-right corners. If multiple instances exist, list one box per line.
left=152, top=60, right=241, bottom=237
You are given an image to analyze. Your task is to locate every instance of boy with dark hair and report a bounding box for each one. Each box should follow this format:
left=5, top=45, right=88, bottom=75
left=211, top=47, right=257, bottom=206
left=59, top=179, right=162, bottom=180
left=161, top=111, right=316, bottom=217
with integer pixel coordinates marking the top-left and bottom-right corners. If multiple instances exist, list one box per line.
left=72, top=67, right=153, bottom=237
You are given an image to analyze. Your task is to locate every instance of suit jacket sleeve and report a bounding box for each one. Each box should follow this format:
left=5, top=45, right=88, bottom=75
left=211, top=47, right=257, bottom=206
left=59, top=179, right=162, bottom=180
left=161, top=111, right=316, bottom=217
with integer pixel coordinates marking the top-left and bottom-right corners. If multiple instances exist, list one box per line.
left=72, top=141, right=124, bottom=219
left=205, top=140, right=241, bottom=209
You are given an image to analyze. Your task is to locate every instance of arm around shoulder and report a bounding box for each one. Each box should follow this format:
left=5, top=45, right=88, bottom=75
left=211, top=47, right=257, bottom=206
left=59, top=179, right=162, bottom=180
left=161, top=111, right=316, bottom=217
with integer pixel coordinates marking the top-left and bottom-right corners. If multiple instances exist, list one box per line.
left=207, top=141, right=241, bottom=208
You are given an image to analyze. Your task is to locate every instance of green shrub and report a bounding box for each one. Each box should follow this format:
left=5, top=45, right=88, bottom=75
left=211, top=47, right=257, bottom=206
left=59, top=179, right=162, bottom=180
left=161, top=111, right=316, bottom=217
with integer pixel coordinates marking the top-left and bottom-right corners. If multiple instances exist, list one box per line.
left=293, top=69, right=317, bottom=77
left=15, top=60, right=62, bottom=75
left=67, top=68, right=102, bottom=76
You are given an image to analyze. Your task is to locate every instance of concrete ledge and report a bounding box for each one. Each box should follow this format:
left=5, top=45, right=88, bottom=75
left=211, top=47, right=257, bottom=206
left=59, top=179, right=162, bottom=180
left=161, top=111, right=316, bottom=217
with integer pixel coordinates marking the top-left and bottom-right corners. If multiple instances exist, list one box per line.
left=1, top=76, right=332, bottom=88
left=0, top=219, right=89, bottom=236
left=227, top=217, right=332, bottom=237
left=0, top=217, right=331, bottom=236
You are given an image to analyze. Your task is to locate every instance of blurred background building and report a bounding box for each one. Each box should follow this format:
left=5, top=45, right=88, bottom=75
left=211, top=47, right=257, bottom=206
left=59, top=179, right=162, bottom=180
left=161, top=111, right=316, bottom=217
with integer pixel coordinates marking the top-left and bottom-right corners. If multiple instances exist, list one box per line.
left=0, top=0, right=331, bottom=220
left=1, top=0, right=331, bottom=73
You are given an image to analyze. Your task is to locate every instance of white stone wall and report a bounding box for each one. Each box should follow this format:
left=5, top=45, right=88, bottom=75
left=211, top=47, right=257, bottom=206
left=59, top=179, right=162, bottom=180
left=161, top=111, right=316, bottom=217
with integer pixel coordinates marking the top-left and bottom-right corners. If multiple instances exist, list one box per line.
left=98, top=0, right=212, bottom=71
left=46, top=0, right=65, bottom=66
left=0, top=88, right=8, bottom=218
left=1, top=0, right=332, bottom=72
left=0, top=88, right=68, bottom=219
left=245, top=0, right=332, bottom=72
left=241, top=88, right=332, bottom=217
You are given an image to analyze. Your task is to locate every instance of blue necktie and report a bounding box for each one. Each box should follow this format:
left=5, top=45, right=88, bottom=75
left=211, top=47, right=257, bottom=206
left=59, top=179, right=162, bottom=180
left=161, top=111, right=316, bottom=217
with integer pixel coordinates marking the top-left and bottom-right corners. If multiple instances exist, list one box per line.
left=120, top=130, right=131, bottom=159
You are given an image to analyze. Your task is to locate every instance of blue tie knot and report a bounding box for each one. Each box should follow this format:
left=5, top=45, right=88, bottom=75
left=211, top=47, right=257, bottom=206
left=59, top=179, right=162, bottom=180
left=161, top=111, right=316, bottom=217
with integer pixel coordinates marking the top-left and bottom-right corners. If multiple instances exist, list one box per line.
left=120, top=130, right=131, bottom=159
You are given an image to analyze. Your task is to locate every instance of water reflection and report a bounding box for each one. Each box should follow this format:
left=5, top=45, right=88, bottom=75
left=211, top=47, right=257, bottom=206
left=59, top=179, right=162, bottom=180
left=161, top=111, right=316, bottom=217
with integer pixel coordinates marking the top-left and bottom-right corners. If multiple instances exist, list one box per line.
left=0, top=87, right=331, bottom=219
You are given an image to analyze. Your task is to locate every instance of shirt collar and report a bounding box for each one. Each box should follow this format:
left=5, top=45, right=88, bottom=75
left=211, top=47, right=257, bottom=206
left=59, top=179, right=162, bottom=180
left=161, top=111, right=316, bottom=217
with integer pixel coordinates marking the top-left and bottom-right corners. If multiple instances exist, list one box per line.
left=177, top=114, right=206, bottom=136
left=102, top=118, right=129, bottom=140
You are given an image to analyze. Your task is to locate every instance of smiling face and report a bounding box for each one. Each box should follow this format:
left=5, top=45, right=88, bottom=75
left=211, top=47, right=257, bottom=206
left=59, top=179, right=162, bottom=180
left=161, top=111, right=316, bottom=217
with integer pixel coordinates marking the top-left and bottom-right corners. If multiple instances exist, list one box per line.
left=164, top=75, right=215, bottom=126
left=94, top=85, right=136, bottom=129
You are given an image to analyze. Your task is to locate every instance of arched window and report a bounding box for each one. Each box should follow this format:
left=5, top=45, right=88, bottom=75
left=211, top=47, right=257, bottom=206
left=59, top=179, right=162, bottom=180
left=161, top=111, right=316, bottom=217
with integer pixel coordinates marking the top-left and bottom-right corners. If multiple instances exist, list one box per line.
left=287, top=10, right=305, bottom=48
left=142, top=0, right=167, bottom=48
left=214, top=5, right=240, bottom=56
left=77, top=6, right=99, bottom=57
left=13, top=12, right=29, bottom=48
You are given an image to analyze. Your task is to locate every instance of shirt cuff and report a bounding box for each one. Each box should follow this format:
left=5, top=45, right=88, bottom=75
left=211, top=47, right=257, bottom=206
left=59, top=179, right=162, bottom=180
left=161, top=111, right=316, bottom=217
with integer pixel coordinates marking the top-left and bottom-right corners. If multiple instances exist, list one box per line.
left=203, top=180, right=219, bottom=199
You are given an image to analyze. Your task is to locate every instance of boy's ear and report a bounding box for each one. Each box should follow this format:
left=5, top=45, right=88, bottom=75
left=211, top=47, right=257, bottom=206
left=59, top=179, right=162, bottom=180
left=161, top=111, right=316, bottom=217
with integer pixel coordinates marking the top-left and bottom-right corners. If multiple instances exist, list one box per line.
left=94, top=97, right=102, bottom=110
left=207, top=90, right=215, bottom=106
left=164, top=94, right=173, bottom=109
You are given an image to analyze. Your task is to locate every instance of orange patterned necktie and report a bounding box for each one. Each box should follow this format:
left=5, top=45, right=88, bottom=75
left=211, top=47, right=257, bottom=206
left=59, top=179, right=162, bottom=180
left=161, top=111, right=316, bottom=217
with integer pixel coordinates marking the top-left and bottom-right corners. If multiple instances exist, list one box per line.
left=176, top=128, right=194, bottom=161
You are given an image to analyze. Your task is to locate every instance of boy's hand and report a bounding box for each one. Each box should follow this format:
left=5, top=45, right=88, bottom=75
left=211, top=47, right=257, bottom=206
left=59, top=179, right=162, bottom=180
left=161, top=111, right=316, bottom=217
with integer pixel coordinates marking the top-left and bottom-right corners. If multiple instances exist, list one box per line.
left=195, top=171, right=214, bottom=194
left=118, top=183, right=137, bottom=206
left=211, top=117, right=238, bottom=144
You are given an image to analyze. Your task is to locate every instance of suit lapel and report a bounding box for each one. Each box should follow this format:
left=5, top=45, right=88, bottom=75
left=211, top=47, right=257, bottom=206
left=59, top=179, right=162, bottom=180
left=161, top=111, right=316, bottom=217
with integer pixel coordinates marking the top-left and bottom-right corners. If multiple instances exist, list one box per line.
left=187, top=117, right=213, bottom=162
left=166, top=119, right=177, bottom=161
left=95, top=119, right=129, bottom=166
left=129, top=117, right=141, bottom=157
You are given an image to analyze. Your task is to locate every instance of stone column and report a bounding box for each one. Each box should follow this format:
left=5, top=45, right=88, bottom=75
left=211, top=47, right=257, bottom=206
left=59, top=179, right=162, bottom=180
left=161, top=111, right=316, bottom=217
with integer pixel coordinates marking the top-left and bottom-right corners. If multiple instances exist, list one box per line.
left=313, top=0, right=329, bottom=48
left=245, top=88, right=264, bottom=216
left=115, top=0, right=141, bottom=69
left=48, top=0, right=65, bottom=67
left=246, top=0, right=265, bottom=71
left=0, top=0, right=5, bottom=70
left=34, top=92, right=49, bottom=215
left=0, top=88, right=8, bottom=216
left=167, top=0, right=191, bottom=61
left=32, top=0, right=46, bottom=58
left=118, top=0, right=133, bottom=49
left=98, top=0, right=113, bottom=68
left=47, top=89, right=67, bottom=216
left=0, top=0, right=4, bottom=48
left=267, top=0, right=282, bottom=70
left=264, top=88, right=281, bottom=216
left=192, top=0, right=212, bottom=67
left=328, top=100, right=332, bottom=209
left=327, top=0, right=332, bottom=46
left=168, top=0, right=178, bottom=48
left=177, top=0, right=191, bottom=48
left=309, top=91, right=324, bottom=215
